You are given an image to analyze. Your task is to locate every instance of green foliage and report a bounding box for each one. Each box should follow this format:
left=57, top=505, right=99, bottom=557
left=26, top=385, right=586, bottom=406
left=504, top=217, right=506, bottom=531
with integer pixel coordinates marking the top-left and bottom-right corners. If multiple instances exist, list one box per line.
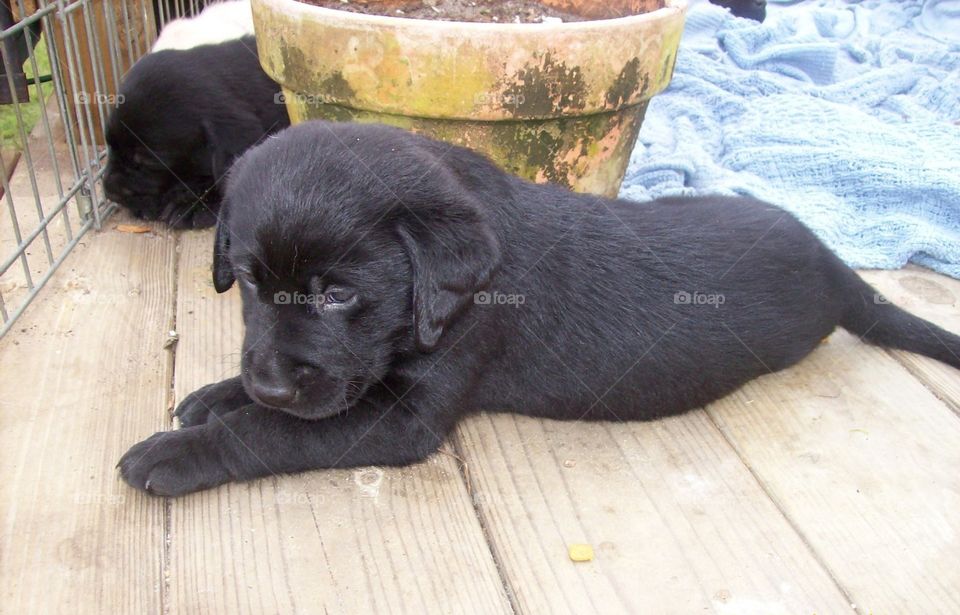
left=0, top=35, right=53, bottom=151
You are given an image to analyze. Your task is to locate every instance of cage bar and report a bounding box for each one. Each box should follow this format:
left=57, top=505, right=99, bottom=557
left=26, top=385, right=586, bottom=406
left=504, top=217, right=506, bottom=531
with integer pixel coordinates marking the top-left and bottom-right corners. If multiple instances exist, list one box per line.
left=0, top=0, right=199, bottom=338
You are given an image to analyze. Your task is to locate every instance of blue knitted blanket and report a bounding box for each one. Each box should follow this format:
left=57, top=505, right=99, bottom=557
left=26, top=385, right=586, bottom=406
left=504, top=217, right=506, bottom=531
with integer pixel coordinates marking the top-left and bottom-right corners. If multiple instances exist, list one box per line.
left=619, top=0, right=960, bottom=278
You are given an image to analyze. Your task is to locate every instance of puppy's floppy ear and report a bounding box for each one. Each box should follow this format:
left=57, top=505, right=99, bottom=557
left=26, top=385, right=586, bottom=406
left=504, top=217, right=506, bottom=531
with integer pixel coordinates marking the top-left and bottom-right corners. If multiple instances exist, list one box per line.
left=212, top=213, right=235, bottom=293
left=397, top=195, right=500, bottom=352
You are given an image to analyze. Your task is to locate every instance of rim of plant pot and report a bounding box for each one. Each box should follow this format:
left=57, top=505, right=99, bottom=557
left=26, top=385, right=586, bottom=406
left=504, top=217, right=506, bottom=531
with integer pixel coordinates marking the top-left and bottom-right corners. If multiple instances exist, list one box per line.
left=252, top=0, right=687, bottom=122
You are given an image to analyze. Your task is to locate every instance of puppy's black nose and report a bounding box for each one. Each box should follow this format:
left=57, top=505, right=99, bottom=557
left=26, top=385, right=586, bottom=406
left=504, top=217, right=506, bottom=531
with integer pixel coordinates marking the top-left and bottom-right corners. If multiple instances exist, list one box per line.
left=251, top=381, right=296, bottom=408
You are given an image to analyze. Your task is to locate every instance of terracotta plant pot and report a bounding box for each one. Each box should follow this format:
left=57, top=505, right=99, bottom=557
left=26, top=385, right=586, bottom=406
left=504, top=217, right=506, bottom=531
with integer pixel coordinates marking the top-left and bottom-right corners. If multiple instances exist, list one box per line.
left=251, top=0, right=686, bottom=196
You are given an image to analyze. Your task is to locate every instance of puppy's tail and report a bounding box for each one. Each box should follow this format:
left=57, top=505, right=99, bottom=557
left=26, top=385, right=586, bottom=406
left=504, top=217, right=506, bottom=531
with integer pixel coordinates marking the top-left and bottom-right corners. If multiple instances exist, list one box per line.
left=839, top=269, right=960, bottom=369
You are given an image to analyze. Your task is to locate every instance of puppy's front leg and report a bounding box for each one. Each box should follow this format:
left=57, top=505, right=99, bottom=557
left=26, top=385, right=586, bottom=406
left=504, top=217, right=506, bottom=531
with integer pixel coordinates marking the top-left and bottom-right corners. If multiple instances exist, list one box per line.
left=174, top=376, right=252, bottom=427
left=118, top=401, right=455, bottom=496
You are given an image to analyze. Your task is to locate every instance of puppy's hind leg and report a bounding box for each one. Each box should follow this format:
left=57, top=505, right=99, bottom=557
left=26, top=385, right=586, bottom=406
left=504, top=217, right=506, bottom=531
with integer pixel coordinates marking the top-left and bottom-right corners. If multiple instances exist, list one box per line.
left=174, top=376, right=252, bottom=427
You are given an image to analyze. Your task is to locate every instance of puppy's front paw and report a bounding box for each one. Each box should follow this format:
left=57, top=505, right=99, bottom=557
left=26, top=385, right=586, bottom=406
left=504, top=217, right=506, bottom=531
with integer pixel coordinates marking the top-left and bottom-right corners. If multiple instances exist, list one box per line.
left=118, top=428, right=231, bottom=496
left=174, top=377, right=250, bottom=427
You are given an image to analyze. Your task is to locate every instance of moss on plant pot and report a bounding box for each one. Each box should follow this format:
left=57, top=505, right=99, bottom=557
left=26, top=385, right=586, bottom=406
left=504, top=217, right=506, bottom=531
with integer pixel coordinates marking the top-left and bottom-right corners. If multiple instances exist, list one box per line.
left=252, top=0, right=686, bottom=197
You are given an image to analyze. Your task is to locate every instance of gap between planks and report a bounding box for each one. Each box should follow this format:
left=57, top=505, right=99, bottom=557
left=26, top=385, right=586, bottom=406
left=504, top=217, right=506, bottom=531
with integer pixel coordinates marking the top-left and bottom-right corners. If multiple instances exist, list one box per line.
left=161, top=230, right=183, bottom=615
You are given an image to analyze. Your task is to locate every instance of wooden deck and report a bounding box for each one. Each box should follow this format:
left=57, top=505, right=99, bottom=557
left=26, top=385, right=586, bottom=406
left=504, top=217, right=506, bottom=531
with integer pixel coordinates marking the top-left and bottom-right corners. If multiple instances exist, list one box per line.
left=2, top=122, right=960, bottom=615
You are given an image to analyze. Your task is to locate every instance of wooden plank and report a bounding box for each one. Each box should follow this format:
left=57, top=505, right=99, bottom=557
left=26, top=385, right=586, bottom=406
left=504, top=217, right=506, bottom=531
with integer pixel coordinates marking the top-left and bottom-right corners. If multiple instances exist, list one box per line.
left=454, top=410, right=852, bottom=614
left=0, top=214, right=175, bottom=613
left=707, top=329, right=960, bottom=613
left=168, top=230, right=512, bottom=615
left=860, top=267, right=960, bottom=413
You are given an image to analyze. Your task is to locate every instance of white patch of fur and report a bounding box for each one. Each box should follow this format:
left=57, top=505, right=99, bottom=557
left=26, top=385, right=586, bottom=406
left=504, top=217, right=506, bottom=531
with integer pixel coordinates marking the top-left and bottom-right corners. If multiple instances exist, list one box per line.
left=152, top=0, right=254, bottom=52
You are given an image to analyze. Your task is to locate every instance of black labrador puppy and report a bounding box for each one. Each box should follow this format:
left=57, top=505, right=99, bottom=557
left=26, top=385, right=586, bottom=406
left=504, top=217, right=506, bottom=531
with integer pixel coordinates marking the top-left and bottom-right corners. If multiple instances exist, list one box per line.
left=119, top=121, right=960, bottom=495
left=103, top=36, right=289, bottom=229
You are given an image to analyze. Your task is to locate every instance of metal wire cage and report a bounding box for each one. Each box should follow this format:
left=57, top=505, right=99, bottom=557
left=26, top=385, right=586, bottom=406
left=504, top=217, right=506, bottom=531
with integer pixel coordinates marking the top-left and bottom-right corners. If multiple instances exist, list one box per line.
left=0, top=0, right=204, bottom=338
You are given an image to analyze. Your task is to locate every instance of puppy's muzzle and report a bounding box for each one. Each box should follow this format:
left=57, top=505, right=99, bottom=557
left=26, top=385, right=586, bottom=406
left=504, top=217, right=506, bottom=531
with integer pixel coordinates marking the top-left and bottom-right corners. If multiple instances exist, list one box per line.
left=250, top=378, right=297, bottom=409
left=247, top=359, right=300, bottom=409
left=245, top=350, right=327, bottom=411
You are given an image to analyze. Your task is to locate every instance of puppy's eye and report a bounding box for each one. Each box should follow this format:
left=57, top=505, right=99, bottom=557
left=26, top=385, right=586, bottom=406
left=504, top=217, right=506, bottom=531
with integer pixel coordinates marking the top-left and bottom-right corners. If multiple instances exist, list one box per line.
left=307, top=277, right=357, bottom=312
left=323, top=286, right=355, bottom=306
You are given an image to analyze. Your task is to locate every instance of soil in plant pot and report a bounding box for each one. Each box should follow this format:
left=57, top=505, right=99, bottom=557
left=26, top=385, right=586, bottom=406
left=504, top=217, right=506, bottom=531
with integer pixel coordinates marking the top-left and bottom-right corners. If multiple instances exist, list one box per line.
left=301, top=0, right=594, bottom=23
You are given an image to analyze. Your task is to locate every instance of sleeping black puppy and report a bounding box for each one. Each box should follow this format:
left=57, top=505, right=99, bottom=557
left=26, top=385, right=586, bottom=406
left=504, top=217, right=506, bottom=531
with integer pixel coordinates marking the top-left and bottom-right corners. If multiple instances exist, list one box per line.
left=118, top=121, right=960, bottom=496
left=103, top=36, right=289, bottom=229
